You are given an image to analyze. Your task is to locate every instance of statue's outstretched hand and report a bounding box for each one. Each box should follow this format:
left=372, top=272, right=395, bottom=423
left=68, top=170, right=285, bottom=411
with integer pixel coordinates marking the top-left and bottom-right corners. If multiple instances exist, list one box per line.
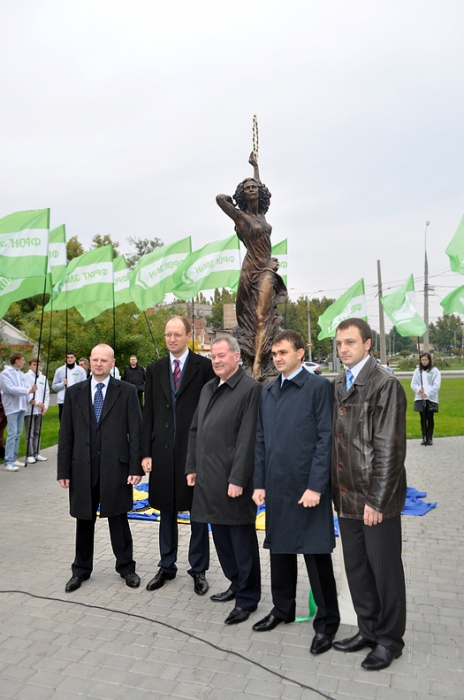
left=248, top=151, right=258, bottom=167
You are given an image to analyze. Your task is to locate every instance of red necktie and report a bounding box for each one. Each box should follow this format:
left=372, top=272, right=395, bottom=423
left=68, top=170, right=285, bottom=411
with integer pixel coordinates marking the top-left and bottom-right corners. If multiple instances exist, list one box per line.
left=173, top=359, right=181, bottom=391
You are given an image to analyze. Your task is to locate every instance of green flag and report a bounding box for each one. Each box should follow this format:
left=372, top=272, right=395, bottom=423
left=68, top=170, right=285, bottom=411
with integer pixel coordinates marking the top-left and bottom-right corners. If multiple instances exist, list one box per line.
left=440, top=285, right=464, bottom=315
left=381, top=275, right=427, bottom=337
left=76, top=255, right=132, bottom=321
left=47, top=225, right=67, bottom=285
left=445, top=215, right=464, bottom=274
left=44, top=245, right=114, bottom=311
left=0, top=209, right=50, bottom=279
left=317, top=279, right=367, bottom=340
left=130, top=237, right=192, bottom=311
left=0, top=275, right=50, bottom=319
left=272, top=239, right=288, bottom=286
left=171, top=235, right=240, bottom=301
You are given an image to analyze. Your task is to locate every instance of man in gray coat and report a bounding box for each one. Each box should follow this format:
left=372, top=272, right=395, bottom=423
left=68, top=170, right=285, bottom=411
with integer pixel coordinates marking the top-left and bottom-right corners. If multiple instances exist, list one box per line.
left=186, top=336, right=262, bottom=625
left=253, top=330, right=340, bottom=653
left=58, top=344, right=143, bottom=593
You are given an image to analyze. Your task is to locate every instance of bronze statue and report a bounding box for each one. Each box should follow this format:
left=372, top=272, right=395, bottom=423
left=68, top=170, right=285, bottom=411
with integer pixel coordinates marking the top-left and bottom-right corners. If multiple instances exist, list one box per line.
left=216, top=153, right=288, bottom=380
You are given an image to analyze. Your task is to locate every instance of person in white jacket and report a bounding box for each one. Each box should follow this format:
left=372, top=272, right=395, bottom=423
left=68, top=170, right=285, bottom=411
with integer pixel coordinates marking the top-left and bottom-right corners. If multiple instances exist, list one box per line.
left=411, top=352, right=441, bottom=446
left=24, top=358, right=50, bottom=464
left=0, top=353, right=37, bottom=471
left=52, top=352, right=87, bottom=421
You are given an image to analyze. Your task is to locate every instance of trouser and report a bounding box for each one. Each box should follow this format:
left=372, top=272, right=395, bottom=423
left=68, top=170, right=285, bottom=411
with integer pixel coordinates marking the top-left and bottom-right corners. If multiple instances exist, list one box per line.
left=72, top=480, right=136, bottom=578
left=211, top=523, right=261, bottom=610
left=137, top=391, right=144, bottom=410
left=269, top=552, right=340, bottom=635
left=339, top=514, right=406, bottom=653
left=58, top=404, right=64, bottom=421
left=24, top=414, right=43, bottom=456
left=158, top=510, right=210, bottom=576
left=4, top=410, right=25, bottom=465
left=420, top=410, right=435, bottom=438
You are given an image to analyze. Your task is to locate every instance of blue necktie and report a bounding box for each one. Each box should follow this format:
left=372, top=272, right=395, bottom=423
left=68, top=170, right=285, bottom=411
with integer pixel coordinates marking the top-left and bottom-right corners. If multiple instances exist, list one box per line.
left=94, top=383, right=104, bottom=422
left=346, top=369, right=354, bottom=391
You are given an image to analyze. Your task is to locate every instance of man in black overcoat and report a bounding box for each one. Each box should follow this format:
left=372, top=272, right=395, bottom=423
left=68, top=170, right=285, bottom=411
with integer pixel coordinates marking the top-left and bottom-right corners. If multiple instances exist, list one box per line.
left=185, top=335, right=262, bottom=625
left=141, top=316, right=215, bottom=595
left=253, top=330, right=340, bottom=653
left=58, top=344, right=143, bottom=593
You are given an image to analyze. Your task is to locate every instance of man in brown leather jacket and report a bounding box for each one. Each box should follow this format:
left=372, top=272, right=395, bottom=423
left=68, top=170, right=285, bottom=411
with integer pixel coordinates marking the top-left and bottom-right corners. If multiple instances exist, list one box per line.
left=331, top=318, right=407, bottom=671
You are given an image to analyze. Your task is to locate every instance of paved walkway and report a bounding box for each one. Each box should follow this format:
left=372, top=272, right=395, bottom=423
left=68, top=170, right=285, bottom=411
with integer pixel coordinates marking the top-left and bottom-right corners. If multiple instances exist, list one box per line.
left=0, top=438, right=463, bottom=700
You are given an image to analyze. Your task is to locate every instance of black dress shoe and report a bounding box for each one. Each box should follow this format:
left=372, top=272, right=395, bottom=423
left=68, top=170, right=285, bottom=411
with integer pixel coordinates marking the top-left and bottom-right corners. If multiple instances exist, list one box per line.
left=426, top=437, right=433, bottom=446
left=146, top=570, right=175, bottom=591
left=224, top=606, right=252, bottom=625
left=361, top=643, right=402, bottom=670
left=333, top=632, right=375, bottom=653
left=210, top=587, right=236, bottom=603
left=253, top=613, right=287, bottom=632
left=65, top=574, right=90, bottom=592
left=310, top=633, right=334, bottom=655
left=193, top=573, right=209, bottom=596
left=123, top=573, right=141, bottom=588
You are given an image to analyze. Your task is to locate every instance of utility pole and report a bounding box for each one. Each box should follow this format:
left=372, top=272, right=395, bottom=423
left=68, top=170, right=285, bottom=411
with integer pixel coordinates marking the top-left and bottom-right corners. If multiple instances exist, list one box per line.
left=377, top=260, right=387, bottom=364
left=423, top=221, right=430, bottom=352
left=307, top=298, right=312, bottom=361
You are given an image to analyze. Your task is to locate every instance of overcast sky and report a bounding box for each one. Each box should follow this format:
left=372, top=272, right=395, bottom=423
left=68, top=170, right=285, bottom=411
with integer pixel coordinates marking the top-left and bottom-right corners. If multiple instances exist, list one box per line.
left=2, top=0, right=464, bottom=330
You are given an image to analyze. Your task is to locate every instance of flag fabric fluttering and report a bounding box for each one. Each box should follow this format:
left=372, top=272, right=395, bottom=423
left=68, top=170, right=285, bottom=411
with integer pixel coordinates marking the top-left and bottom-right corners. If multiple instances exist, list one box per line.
left=445, top=215, right=464, bottom=275
left=130, top=237, right=192, bottom=311
left=317, top=279, right=367, bottom=340
left=381, top=275, right=427, bottom=337
left=0, top=209, right=50, bottom=279
left=171, top=235, right=240, bottom=301
left=44, top=245, right=114, bottom=312
left=47, top=225, right=67, bottom=286
left=0, top=275, right=50, bottom=320
left=271, top=239, right=288, bottom=286
left=440, top=285, right=464, bottom=315
left=76, top=255, right=132, bottom=321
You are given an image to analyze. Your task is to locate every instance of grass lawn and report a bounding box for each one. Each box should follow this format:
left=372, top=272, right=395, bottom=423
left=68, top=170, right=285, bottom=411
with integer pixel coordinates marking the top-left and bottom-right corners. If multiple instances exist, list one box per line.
left=17, top=406, right=60, bottom=458
left=400, top=378, right=464, bottom=439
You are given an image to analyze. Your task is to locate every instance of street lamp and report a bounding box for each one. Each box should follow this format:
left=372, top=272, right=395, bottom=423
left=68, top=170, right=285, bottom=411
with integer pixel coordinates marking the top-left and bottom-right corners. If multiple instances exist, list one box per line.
left=423, top=221, right=430, bottom=352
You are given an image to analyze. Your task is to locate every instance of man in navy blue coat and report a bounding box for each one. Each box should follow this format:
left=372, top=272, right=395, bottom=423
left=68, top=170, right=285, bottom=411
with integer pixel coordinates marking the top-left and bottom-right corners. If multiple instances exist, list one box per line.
left=253, top=330, right=340, bottom=654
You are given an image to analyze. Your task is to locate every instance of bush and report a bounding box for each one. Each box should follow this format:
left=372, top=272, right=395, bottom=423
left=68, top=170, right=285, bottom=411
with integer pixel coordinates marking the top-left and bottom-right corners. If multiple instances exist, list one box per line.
left=397, top=358, right=417, bottom=371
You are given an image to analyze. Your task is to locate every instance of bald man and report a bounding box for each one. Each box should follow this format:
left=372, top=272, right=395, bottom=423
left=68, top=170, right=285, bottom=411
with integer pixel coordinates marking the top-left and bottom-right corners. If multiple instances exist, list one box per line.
left=58, top=344, right=143, bottom=593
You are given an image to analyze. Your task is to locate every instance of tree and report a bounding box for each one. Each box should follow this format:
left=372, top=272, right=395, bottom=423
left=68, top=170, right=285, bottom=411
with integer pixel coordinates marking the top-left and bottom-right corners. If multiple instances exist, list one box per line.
left=67, top=235, right=84, bottom=261
left=91, top=234, right=120, bottom=257
left=126, top=236, right=164, bottom=268
left=429, top=314, right=463, bottom=353
left=277, top=295, right=335, bottom=359
left=207, top=288, right=237, bottom=329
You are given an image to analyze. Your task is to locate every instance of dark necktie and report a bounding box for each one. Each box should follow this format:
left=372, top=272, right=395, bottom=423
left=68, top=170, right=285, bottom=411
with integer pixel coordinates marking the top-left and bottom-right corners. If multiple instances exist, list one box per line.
left=346, top=369, right=354, bottom=391
left=173, top=359, right=181, bottom=391
left=94, top=382, right=104, bottom=422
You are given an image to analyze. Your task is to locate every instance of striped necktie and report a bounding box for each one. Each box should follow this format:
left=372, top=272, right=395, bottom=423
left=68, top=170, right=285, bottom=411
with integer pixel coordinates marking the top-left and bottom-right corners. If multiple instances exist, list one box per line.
left=346, top=369, right=354, bottom=391
left=173, top=359, right=181, bottom=391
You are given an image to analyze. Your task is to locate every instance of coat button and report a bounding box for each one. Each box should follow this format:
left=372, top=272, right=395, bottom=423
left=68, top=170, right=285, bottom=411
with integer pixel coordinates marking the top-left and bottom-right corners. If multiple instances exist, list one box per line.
left=337, top=434, right=342, bottom=440
left=340, top=486, right=346, bottom=492
left=164, top=444, right=169, bottom=449
left=165, top=423, right=169, bottom=428
left=338, top=462, right=342, bottom=468
left=340, top=408, right=345, bottom=414
left=166, top=404, right=170, bottom=408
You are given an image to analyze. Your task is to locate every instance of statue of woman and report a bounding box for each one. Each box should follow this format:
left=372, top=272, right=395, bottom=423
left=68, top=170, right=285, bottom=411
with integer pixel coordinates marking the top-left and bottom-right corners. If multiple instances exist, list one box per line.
left=216, top=153, right=288, bottom=380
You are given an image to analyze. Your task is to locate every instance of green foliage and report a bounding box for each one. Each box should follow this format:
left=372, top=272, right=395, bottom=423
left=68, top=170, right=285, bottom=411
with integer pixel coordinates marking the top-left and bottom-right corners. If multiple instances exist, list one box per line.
left=207, top=288, right=237, bottom=329
left=277, top=295, right=335, bottom=358
left=400, top=378, right=464, bottom=438
left=91, top=234, right=120, bottom=257
left=18, top=406, right=60, bottom=457
left=429, top=314, right=463, bottom=353
left=126, top=236, right=164, bottom=268
left=397, top=358, right=417, bottom=371
left=66, top=235, right=84, bottom=260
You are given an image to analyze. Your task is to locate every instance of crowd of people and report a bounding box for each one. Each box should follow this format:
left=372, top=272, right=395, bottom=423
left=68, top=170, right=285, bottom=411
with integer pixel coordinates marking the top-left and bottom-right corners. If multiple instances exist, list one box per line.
left=3, top=315, right=441, bottom=671
left=48, top=315, right=411, bottom=673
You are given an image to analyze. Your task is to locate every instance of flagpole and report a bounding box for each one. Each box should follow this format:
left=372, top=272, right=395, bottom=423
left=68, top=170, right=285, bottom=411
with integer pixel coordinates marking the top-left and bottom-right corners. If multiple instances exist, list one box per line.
left=112, top=281, right=116, bottom=376
left=26, top=275, right=48, bottom=465
left=377, top=260, right=387, bottom=364
left=423, top=221, right=430, bottom=352
left=143, top=310, right=160, bottom=359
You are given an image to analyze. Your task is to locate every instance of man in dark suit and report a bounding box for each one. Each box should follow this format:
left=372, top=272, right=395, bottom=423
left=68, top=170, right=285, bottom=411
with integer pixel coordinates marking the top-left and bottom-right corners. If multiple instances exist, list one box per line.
left=332, top=319, right=407, bottom=671
left=253, top=330, right=340, bottom=654
left=142, top=316, right=215, bottom=595
left=58, top=343, right=143, bottom=593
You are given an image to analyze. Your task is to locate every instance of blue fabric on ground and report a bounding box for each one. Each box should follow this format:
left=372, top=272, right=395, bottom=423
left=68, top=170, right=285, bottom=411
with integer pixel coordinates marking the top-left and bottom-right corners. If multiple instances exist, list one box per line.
left=402, top=486, right=437, bottom=515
